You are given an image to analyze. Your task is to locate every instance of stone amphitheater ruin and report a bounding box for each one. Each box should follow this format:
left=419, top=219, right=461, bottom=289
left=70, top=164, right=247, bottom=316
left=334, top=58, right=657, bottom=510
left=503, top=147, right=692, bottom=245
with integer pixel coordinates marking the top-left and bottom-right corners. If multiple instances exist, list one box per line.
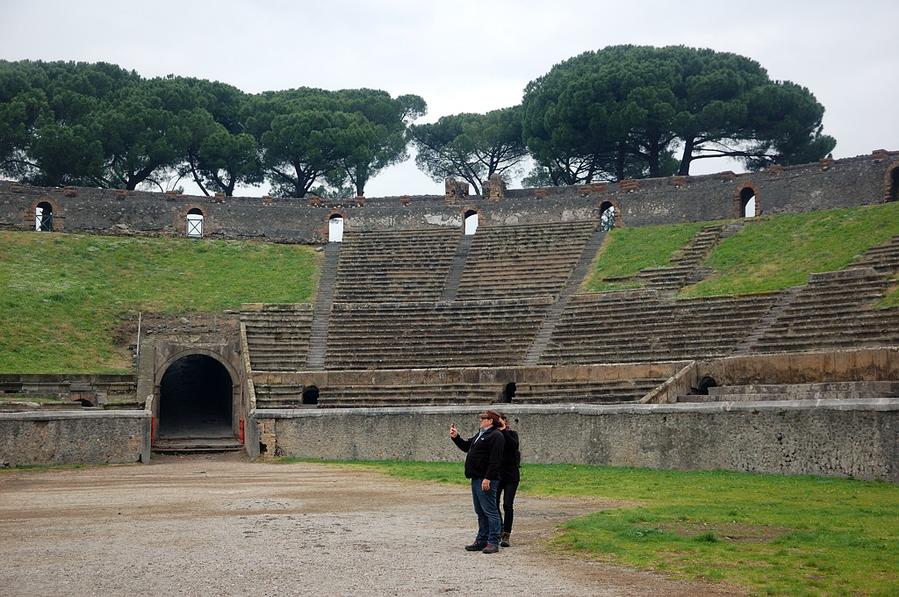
left=1, top=151, right=897, bottom=482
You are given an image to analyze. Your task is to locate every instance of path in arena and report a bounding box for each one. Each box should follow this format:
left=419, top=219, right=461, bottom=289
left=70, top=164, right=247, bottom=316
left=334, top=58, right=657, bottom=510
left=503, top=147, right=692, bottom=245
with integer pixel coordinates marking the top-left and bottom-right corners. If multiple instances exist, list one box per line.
left=0, top=454, right=741, bottom=596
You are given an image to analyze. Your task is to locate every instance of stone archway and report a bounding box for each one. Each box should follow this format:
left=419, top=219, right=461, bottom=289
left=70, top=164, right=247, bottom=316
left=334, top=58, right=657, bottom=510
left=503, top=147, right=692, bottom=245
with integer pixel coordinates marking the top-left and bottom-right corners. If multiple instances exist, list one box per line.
left=736, top=185, right=759, bottom=218
left=886, top=162, right=899, bottom=202
left=599, top=201, right=618, bottom=231
left=157, top=353, right=235, bottom=440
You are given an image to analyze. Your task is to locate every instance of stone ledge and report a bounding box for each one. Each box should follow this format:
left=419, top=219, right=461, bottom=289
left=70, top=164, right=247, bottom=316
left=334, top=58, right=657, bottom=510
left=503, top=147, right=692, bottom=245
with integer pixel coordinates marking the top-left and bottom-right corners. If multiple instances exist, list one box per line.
left=252, top=397, right=899, bottom=419
left=0, top=410, right=148, bottom=421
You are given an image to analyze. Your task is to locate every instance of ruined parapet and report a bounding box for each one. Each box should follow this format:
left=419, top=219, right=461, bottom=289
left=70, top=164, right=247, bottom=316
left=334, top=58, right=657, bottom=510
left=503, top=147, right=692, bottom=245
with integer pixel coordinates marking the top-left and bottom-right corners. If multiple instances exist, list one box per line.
left=444, top=178, right=470, bottom=204
left=486, top=174, right=506, bottom=201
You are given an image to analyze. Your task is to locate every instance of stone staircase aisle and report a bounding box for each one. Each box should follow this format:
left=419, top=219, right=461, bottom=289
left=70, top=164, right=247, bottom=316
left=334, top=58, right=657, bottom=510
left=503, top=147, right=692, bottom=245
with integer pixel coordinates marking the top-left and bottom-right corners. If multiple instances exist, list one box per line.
left=306, top=242, right=341, bottom=370
left=637, top=224, right=727, bottom=292
left=524, top=227, right=606, bottom=365
left=440, top=234, right=473, bottom=301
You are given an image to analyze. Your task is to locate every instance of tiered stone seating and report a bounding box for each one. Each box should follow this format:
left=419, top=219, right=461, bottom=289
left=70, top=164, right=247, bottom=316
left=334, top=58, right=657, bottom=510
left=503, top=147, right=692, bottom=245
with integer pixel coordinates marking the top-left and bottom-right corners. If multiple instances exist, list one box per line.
left=241, top=304, right=313, bottom=371
left=324, top=297, right=552, bottom=369
left=274, top=382, right=502, bottom=408
left=849, top=235, right=899, bottom=274
left=333, top=229, right=460, bottom=302
left=678, top=381, right=899, bottom=403
left=456, top=222, right=597, bottom=299
left=750, top=268, right=899, bottom=353
left=541, top=290, right=780, bottom=364
left=512, top=377, right=668, bottom=404
left=0, top=376, right=139, bottom=410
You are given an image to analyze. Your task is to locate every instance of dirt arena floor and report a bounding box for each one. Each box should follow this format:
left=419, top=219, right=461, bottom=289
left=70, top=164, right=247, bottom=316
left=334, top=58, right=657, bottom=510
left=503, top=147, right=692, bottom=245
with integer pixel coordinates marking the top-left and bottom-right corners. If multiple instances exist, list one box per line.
left=0, top=454, right=741, bottom=596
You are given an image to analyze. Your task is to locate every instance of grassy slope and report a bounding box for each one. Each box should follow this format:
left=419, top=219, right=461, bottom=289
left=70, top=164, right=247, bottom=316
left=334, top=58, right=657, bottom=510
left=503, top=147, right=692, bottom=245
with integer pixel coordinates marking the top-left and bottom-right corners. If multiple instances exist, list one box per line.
left=341, top=460, right=898, bottom=596
left=0, top=231, right=319, bottom=373
left=683, top=201, right=899, bottom=297
left=584, top=202, right=899, bottom=297
left=585, top=221, right=709, bottom=291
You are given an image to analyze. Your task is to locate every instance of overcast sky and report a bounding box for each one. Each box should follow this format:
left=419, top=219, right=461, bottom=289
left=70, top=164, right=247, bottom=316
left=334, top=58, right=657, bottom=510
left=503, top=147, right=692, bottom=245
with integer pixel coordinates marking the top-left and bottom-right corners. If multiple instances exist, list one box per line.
left=2, top=0, right=897, bottom=197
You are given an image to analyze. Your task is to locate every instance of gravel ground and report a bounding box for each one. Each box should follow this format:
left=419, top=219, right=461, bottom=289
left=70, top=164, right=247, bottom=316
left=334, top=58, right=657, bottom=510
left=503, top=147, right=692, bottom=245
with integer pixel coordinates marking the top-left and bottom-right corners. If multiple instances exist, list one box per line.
left=0, top=453, right=741, bottom=596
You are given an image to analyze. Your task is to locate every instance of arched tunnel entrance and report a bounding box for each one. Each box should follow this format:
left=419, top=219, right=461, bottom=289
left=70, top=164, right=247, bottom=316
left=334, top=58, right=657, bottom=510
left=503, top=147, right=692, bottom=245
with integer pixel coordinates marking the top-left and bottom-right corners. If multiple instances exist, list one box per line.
left=158, top=354, right=234, bottom=440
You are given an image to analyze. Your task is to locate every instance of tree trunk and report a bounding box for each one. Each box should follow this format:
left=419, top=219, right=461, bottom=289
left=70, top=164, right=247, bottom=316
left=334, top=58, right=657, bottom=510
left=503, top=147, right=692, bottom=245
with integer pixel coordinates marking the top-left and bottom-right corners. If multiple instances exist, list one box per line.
left=647, top=139, right=661, bottom=177
left=614, top=143, right=626, bottom=181
left=188, top=157, right=210, bottom=196
left=678, top=137, right=695, bottom=175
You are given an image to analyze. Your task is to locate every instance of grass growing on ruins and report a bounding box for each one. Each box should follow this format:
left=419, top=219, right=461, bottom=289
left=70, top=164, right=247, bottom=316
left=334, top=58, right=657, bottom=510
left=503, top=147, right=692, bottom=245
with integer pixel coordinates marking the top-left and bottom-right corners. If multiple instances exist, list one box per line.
left=350, top=461, right=899, bottom=595
left=682, top=201, right=899, bottom=297
left=878, top=274, right=899, bottom=308
left=0, top=231, right=319, bottom=373
left=585, top=221, right=709, bottom=291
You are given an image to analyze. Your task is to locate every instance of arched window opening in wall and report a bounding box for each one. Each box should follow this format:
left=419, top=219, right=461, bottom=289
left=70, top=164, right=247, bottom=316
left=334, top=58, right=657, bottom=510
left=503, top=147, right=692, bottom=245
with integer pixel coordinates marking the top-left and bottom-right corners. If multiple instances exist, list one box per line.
left=35, top=202, right=53, bottom=232
left=463, top=210, right=479, bottom=235
left=740, top=187, right=756, bottom=218
left=186, top=208, right=204, bottom=238
left=599, top=201, right=616, bottom=232
left=328, top=214, right=344, bottom=242
left=889, top=166, right=899, bottom=202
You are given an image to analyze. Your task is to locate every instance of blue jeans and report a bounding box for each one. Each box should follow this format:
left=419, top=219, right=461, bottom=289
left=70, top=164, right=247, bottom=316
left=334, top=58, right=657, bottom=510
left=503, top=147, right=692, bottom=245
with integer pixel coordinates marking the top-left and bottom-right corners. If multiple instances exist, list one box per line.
left=471, top=478, right=501, bottom=545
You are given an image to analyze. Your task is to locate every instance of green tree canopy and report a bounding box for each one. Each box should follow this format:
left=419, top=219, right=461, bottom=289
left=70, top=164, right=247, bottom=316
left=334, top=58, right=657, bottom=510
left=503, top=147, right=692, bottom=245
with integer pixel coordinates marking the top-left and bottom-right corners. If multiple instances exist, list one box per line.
left=0, top=61, right=424, bottom=197
left=521, top=45, right=836, bottom=183
left=249, top=87, right=424, bottom=197
left=0, top=60, right=139, bottom=186
left=410, top=106, right=527, bottom=195
left=327, top=89, right=426, bottom=196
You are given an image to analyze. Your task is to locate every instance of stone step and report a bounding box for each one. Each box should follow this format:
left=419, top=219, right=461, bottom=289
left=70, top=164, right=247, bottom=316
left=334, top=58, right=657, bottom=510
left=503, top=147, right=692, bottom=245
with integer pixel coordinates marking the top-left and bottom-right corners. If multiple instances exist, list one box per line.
left=708, top=381, right=899, bottom=398
left=152, top=437, right=243, bottom=454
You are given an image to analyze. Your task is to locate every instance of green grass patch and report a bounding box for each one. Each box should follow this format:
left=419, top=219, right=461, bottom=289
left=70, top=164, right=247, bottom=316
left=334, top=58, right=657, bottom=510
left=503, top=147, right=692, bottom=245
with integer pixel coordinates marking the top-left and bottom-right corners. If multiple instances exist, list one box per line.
left=682, top=202, right=899, bottom=297
left=342, top=460, right=899, bottom=595
left=0, top=231, right=319, bottom=373
left=585, top=222, right=710, bottom=292
left=0, top=394, right=61, bottom=403
left=878, top=275, right=899, bottom=308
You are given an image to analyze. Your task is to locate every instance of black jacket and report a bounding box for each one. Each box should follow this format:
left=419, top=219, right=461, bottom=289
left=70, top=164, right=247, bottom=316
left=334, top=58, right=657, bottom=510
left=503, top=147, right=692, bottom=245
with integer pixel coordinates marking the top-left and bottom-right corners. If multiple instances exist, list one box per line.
left=452, top=426, right=505, bottom=480
left=499, top=428, right=521, bottom=482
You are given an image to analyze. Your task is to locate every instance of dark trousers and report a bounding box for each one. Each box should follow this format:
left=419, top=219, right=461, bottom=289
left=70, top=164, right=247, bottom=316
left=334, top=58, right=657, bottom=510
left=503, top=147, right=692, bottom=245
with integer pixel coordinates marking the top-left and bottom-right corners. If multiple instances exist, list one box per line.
left=496, top=477, right=519, bottom=533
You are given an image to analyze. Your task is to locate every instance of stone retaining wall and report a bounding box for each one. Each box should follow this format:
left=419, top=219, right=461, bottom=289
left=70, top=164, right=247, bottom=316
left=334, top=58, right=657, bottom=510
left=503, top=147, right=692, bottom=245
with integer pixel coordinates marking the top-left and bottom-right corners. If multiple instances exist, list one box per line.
left=253, top=399, right=898, bottom=482
left=0, top=410, right=150, bottom=467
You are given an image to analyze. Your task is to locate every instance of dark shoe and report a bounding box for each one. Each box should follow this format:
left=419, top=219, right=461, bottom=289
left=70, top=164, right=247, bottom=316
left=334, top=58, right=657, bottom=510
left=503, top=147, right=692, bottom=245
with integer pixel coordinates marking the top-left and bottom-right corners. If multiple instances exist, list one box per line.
left=500, top=532, right=511, bottom=547
left=465, top=541, right=487, bottom=551
left=482, top=543, right=499, bottom=554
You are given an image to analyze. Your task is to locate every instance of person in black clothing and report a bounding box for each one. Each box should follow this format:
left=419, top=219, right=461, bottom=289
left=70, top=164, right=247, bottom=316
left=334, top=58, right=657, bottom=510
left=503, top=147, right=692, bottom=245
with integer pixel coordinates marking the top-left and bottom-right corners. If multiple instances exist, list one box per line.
left=495, top=412, right=520, bottom=547
left=450, top=410, right=505, bottom=554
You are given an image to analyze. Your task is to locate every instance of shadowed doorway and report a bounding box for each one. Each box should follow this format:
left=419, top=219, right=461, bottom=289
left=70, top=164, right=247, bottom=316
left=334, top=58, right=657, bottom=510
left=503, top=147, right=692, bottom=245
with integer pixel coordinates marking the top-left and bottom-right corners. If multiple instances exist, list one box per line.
left=158, top=354, right=233, bottom=439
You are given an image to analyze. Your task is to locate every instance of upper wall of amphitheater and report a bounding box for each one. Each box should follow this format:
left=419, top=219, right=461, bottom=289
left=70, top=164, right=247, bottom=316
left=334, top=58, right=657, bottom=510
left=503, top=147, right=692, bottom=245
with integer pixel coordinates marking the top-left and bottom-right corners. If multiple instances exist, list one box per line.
left=1, top=150, right=897, bottom=244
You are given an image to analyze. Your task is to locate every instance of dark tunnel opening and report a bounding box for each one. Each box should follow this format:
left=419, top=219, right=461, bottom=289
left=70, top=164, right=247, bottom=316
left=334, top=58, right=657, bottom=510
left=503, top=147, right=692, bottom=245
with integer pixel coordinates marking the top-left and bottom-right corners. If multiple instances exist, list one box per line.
left=159, top=354, right=233, bottom=438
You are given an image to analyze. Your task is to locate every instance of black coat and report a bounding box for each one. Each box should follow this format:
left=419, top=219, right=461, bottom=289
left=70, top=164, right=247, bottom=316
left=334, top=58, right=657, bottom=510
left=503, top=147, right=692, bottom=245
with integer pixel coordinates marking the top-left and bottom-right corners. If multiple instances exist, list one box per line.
left=499, top=428, right=521, bottom=482
left=452, top=426, right=505, bottom=480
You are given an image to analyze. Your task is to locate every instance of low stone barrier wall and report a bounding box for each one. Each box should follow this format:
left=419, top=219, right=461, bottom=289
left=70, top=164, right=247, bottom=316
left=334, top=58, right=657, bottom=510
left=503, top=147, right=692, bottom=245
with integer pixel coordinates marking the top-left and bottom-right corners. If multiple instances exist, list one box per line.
left=0, top=411, right=150, bottom=467
left=254, top=361, right=687, bottom=391
left=699, top=346, right=899, bottom=386
left=253, top=399, right=898, bottom=482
